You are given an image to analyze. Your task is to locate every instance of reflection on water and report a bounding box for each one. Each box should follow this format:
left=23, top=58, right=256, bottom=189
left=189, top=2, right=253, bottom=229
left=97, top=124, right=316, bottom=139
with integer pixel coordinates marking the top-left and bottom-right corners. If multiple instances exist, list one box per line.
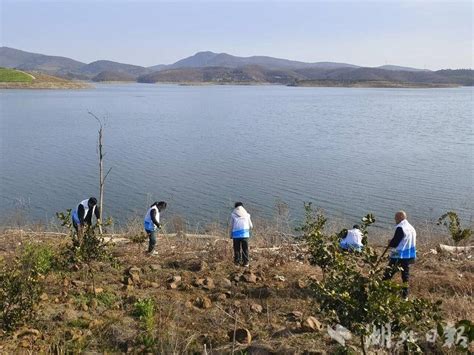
left=1, top=84, right=472, bottom=227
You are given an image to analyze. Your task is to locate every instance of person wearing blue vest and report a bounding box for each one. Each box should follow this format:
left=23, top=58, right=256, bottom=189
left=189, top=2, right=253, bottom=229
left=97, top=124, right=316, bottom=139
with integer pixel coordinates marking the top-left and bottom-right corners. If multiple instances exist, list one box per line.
left=144, top=201, right=167, bottom=255
left=340, top=225, right=363, bottom=252
left=71, top=197, right=100, bottom=245
left=383, top=211, right=417, bottom=299
left=229, top=202, right=253, bottom=267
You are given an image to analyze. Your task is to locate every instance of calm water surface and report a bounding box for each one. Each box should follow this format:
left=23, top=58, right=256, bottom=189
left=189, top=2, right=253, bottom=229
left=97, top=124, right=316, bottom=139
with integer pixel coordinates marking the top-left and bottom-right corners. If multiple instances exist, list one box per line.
left=1, top=84, right=472, bottom=227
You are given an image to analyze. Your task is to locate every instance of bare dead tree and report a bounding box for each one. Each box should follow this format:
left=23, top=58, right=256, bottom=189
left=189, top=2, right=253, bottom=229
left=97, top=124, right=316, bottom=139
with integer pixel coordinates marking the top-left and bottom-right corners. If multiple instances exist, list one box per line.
left=88, top=111, right=112, bottom=234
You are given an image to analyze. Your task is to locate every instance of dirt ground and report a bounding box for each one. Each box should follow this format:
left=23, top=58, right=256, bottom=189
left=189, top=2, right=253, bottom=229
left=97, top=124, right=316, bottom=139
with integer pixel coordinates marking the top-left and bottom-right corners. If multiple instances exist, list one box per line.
left=0, top=229, right=472, bottom=354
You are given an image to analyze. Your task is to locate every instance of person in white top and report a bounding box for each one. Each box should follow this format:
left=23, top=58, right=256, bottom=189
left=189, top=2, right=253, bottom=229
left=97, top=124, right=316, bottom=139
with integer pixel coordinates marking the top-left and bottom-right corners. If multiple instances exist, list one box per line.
left=383, top=210, right=417, bottom=299
left=339, top=225, right=364, bottom=252
left=143, top=201, right=167, bottom=255
left=229, top=202, right=253, bottom=267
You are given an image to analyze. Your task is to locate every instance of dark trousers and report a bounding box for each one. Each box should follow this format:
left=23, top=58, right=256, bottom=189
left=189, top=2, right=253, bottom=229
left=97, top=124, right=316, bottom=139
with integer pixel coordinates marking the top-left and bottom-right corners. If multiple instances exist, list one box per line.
left=383, top=258, right=414, bottom=298
left=147, top=230, right=157, bottom=252
left=233, top=238, right=249, bottom=264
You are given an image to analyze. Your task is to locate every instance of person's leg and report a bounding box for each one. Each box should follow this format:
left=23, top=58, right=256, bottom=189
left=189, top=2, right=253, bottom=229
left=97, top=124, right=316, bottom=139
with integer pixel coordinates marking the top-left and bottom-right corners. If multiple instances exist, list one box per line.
left=400, top=259, right=411, bottom=298
left=241, top=239, right=249, bottom=266
left=77, top=224, right=84, bottom=247
left=72, top=220, right=79, bottom=247
left=147, top=230, right=157, bottom=253
left=383, top=258, right=399, bottom=281
left=233, top=239, right=241, bottom=264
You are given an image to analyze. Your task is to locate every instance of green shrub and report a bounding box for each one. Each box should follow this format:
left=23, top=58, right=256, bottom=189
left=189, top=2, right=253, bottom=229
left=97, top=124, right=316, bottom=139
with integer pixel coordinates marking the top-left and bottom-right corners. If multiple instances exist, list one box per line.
left=437, top=211, right=472, bottom=244
left=301, top=203, right=442, bottom=354
left=0, top=243, right=56, bottom=330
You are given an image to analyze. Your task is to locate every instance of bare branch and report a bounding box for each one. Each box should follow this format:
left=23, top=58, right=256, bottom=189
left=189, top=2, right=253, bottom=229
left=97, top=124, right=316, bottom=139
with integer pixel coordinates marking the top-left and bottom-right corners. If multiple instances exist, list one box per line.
left=103, top=167, right=113, bottom=182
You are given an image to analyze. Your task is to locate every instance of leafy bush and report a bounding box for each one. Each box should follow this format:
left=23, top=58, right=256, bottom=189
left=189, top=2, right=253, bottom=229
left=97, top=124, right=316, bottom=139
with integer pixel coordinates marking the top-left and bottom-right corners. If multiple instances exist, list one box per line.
left=301, top=203, right=442, bottom=353
left=437, top=211, right=472, bottom=244
left=0, top=243, right=55, bottom=330
left=133, top=298, right=156, bottom=350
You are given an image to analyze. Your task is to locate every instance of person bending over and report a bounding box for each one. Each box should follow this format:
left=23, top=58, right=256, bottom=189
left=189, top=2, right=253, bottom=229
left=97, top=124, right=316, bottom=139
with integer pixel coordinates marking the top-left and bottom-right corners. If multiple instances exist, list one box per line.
left=71, top=197, right=100, bottom=245
left=229, top=202, right=253, bottom=267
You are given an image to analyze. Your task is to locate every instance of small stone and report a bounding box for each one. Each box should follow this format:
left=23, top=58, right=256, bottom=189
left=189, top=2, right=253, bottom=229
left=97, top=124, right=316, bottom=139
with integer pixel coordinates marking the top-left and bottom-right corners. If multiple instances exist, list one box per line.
left=296, top=279, right=308, bottom=289
left=81, top=303, right=89, bottom=311
left=149, top=264, right=161, bottom=271
left=194, top=296, right=212, bottom=309
left=242, top=272, right=257, bottom=283
left=54, top=297, right=60, bottom=303
left=228, top=328, right=251, bottom=344
left=216, top=293, right=227, bottom=302
left=250, top=303, right=263, bottom=313
left=203, top=277, right=215, bottom=290
left=168, top=275, right=182, bottom=283
left=72, top=280, right=85, bottom=287
left=14, top=328, right=41, bottom=339
left=302, top=316, right=322, bottom=332
left=287, top=311, right=303, bottom=321
left=150, top=282, right=159, bottom=288
left=193, top=278, right=205, bottom=287
left=168, top=282, right=179, bottom=290
left=220, top=278, right=232, bottom=288
left=39, top=293, right=48, bottom=301
left=274, top=275, right=286, bottom=282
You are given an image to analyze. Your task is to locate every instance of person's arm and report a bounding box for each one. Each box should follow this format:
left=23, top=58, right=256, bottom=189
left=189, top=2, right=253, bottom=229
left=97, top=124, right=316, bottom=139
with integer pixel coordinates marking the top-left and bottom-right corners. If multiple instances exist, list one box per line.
left=78, top=204, right=85, bottom=224
left=388, top=227, right=404, bottom=248
left=151, top=209, right=161, bottom=229
left=248, top=216, right=253, bottom=229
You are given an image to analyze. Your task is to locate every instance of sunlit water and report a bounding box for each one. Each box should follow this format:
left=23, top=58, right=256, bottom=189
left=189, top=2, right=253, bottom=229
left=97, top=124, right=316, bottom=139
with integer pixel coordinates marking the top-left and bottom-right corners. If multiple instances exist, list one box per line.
left=1, top=84, right=472, bottom=228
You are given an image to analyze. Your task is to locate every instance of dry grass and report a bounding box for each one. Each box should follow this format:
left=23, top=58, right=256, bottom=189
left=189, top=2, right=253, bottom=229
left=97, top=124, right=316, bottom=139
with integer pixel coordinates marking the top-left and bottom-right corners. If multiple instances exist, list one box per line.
left=0, top=213, right=472, bottom=353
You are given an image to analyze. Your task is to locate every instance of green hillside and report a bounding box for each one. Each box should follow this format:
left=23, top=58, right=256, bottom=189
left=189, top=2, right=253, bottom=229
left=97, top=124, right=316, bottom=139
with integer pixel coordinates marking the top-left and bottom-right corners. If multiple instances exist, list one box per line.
left=0, top=67, right=34, bottom=82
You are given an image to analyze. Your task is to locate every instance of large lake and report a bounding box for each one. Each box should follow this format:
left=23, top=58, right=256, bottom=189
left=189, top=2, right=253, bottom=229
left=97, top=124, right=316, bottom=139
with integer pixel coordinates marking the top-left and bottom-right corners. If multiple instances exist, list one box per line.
left=1, top=84, right=472, bottom=228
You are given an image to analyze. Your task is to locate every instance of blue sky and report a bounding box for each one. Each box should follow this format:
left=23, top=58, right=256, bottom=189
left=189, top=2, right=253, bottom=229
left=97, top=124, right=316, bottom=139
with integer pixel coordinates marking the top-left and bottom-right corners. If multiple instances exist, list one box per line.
left=1, top=0, right=472, bottom=69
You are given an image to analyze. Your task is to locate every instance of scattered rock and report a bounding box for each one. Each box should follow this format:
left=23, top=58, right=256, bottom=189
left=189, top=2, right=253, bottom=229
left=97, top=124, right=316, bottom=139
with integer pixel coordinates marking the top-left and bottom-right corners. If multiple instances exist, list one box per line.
left=274, top=275, right=286, bottom=282
left=71, top=280, right=86, bottom=287
left=250, top=303, right=263, bottom=313
left=228, top=328, right=252, bottom=344
left=127, top=266, right=141, bottom=284
left=14, top=328, right=41, bottom=339
left=220, top=278, right=232, bottom=288
left=106, top=316, right=138, bottom=352
left=188, top=259, right=208, bottom=272
left=168, top=282, right=179, bottom=290
left=81, top=303, right=89, bottom=312
left=65, top=329, right=83, bottom=341
left=302, top=316, right=322, bottom=332
left=216, top=293, right=228, bottom=302
left=242, top=272, right=257, bottom=283
left=149, top=264, right=161, bottom=271
left=296, top=279, right=308, bottom=289
left=193, top=278, right=205, bottom=287
left=233, top=273, right=243, bottom=283
left=168, top=275, right=182, bottom=283
left=39, top=292, right=49, bottom=301
left=203, top=277, right=215, bottom=290
left=58, top=309, right=79, bottom=323
left=150, top=282, right=159, bottom=288
left=287, top=311, right=303, bottom=322
left=194, top=296, right=212, bottom=309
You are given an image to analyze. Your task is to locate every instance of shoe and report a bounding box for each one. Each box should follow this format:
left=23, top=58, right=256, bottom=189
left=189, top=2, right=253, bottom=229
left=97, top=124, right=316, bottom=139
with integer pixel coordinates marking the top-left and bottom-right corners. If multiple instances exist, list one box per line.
left=243, top=263, right=250, bottom=268
left=148, top=250, right=158, bottom=256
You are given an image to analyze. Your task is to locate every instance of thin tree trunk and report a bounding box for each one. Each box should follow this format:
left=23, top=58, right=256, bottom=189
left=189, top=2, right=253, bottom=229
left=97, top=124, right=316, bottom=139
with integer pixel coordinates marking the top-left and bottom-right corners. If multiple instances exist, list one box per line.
left=98, top=126, right=104, bottom=234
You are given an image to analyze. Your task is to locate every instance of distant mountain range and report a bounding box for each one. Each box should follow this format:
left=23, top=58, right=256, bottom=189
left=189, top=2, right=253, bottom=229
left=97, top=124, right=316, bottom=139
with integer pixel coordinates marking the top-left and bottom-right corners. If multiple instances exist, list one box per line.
left=1, top=47, right=472, bottom=86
